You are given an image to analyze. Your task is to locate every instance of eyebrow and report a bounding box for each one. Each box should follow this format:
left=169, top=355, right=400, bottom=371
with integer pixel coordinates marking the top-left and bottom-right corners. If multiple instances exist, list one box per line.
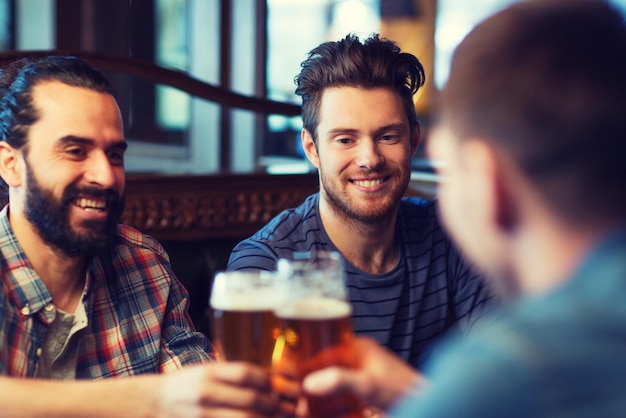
left=375, top=122, right=408, bottom=135
left=327, top=123, right=407, bottom=138
left=327, top=128, right=359, bottom=137
left=57, top=135, right=128, bottom=151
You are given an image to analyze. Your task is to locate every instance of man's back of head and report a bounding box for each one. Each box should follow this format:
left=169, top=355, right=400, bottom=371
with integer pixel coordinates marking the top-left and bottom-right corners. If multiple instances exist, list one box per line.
left=441, top=0, right=626, bottom=227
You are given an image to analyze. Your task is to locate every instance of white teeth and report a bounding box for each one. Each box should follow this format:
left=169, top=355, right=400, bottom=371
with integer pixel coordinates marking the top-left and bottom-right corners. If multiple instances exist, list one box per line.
left=353, top=179, right=384, bottom=188
left=75, top=198, right=106, bottom=210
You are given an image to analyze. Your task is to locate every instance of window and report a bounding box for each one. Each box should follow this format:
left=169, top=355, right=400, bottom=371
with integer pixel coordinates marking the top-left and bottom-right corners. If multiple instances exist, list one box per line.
left=7, top=0, right=623, bottom=175
left=0, top=0, right=11, bottom=50
left=265, top=0, right=381, bottom=166
left=435, top=0, right=626, bottom=89
left=155, top=0, right=190, bottom=132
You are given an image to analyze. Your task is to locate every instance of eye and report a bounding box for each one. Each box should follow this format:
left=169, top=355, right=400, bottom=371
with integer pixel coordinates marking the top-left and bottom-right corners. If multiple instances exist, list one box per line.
left=332, top=136, right=356, bottom=148
left=379, top=134, right=401, bottom=144
left=65, top=147, right=86, bottom=159
left=107, top=149, right=125, bottom=166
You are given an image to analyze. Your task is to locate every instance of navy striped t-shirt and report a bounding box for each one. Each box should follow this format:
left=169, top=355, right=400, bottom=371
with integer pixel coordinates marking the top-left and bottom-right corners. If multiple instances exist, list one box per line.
left=227, top=193, right=496, bottom=368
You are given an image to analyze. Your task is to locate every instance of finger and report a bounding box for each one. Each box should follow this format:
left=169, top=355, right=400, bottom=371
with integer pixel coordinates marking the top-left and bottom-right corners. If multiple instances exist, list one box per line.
left=209, top=362, right=273, bottom=390
left=271, top=371, right=302, bottom=399
left=294, top=396, right=309, bottom=418
left=201, top=381, right=279, bottom=412
left=303, top=367, right=369, bottom=398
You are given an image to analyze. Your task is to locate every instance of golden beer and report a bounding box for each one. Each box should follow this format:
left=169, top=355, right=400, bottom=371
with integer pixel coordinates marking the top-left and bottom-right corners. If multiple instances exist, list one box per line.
left=210, top=271, right=283, bottom=366
left=273, top=297, right=364, bottom=418
left=211, top=308, right=279, bottom=367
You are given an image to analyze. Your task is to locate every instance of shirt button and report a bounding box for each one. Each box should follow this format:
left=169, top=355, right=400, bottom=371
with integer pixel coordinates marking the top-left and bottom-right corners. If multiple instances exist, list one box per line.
left=20, top=305, right=30, bottom=316
left=36, top=347, right=42, bottom=357
left=44, top=303, right=54, bottom=312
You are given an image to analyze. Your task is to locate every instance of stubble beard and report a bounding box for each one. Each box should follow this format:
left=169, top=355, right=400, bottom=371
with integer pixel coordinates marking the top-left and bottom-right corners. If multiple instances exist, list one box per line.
left=319, top=166, right=407, bottom=225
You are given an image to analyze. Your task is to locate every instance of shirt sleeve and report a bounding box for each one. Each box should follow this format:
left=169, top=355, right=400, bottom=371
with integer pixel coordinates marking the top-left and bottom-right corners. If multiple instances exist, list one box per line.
left=390, top=326, right=537, bottom=418
left=158, top=270, right=213, bottom=372
left=226, top=238, right=281, bottom=271
left=75, top=226, right=214, bottom=377
left=115, top=226, right=213, bottom=372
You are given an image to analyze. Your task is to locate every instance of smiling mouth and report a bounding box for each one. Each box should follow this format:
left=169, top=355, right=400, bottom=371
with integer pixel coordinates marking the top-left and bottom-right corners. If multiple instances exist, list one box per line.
left=74, top=198, right=106, bottom=213
left=351, top=177, right=389, bottom=188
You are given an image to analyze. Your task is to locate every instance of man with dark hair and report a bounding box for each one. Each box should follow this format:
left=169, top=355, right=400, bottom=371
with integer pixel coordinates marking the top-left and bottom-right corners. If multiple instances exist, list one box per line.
left=227, top=33, right=495, bottom=368
left=299, top=1, right=626, bottom=417
left=0, top=56, right=283, bottom=417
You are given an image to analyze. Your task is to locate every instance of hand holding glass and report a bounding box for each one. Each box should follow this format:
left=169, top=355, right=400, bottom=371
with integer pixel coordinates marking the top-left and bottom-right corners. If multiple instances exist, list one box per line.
left=272, top=251, right=365, bottom=418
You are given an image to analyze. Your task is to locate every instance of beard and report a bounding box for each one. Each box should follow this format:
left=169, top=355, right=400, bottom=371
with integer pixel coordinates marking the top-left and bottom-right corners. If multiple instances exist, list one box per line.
left=23, top=160, right=125, bottom=258
left=319, top=165, right=408, bottom=225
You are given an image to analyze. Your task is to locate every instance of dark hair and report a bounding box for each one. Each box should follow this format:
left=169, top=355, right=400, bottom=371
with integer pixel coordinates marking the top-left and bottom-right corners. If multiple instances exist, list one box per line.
left=0, top=55, right=113, bottom=193
left=295, top=33, right=425, bottom=143
left=441, top=0, right=626, bottom=224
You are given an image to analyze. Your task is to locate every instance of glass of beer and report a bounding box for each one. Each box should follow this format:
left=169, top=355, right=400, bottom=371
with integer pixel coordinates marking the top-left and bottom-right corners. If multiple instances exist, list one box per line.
left=209, top=270, right=284, bottom=367
left=272, top=251, right=364, bottom=418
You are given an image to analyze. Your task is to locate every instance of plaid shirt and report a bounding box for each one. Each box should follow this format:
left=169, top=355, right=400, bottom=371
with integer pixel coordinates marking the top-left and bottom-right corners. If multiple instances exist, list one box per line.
left=0, top=205, right=212, bottom=378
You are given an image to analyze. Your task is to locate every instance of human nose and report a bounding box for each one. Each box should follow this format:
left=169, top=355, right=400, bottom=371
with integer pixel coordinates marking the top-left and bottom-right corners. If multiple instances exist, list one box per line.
left=84, top=151, right=117, bottom=188
left=355, top=139, right=384, bottom=171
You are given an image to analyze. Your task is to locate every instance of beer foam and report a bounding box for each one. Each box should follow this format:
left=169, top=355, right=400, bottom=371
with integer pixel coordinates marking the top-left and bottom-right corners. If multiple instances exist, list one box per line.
left=210, top=287, right=284, bottom=311
left=211, top=271, right=286, bottom=310
left=275, top=297, right=352, bottom=319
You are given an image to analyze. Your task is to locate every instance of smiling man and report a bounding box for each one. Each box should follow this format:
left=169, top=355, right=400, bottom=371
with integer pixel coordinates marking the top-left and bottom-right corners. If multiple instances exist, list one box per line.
left=227, top=34, right=496, bottom=369
left=0, top=56, right=284, bottom=417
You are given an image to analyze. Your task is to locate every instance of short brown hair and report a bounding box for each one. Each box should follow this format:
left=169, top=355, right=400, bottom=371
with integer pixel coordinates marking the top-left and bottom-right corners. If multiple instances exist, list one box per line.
left=441, top=0, right=626, bottom=224
left=295, top=33, right=425, bottom=143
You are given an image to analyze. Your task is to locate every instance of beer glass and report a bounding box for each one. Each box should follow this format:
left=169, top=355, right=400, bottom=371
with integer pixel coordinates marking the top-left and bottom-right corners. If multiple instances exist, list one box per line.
left=272, top=251, right=364, bottom=418
left=209, top=270, right=284, bottom=367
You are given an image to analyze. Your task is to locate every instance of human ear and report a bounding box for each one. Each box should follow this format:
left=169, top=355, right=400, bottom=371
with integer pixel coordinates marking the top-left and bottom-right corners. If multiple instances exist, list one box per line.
left=0, top=142, right=22, bottom=188
left=301, top=129, right=320, bottom=169
left=493, top=162, right=519, bottom=233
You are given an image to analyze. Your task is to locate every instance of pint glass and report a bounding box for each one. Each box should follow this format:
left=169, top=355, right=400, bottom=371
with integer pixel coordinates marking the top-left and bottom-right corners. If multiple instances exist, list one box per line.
left=209, top=270, right=283, bottom=367
left=272, top=251, right=364, bottom=418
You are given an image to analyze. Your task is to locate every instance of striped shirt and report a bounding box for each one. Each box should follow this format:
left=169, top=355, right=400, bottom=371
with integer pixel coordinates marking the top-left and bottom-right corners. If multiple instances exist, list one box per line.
left=227, top=194, right=496, bottom=368
left=0, top=205, right=211, bottom=378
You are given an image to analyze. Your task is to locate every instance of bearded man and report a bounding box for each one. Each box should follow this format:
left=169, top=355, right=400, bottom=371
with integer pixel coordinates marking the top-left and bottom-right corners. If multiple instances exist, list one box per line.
left=0, top=56, right=285, bottom=417
left=227, top=34, right=496, bottom=369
